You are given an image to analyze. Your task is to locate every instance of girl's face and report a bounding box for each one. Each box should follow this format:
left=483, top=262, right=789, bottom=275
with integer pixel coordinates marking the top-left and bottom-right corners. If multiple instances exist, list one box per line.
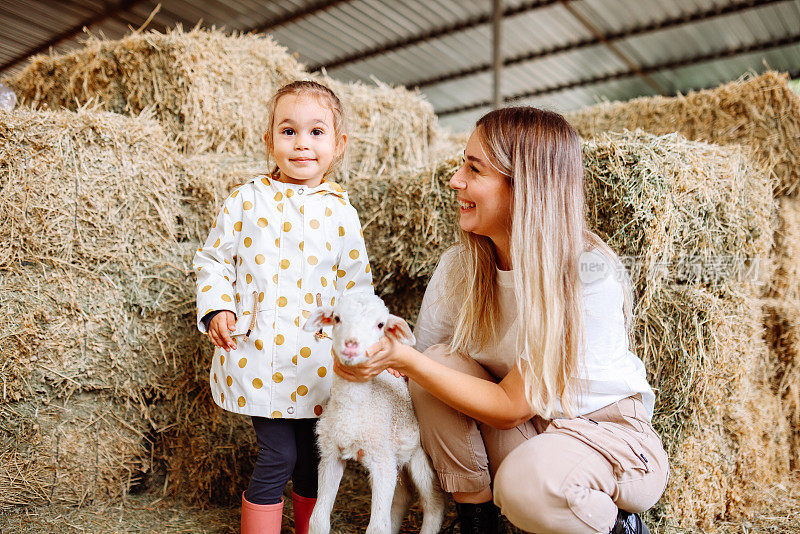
left=269, top=94, right=344, bottom=186
left=449, top=130, right=513, bottom=243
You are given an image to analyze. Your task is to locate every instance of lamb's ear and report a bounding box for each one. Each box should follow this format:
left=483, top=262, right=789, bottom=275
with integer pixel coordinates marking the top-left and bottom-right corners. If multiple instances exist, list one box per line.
left=385, top=315, right=416, bottom=346
left=303, top=306, right=335, bottom=332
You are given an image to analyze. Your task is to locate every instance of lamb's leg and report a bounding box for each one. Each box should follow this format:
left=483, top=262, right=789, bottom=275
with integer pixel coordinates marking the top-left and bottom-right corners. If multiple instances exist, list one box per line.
left=389, top=469, right=413, bottom=534
left=363, top=455, right=399, bottom=534
left=308, top=454, right=346, bottom=534
left=407, top=447, right=445, bottom=534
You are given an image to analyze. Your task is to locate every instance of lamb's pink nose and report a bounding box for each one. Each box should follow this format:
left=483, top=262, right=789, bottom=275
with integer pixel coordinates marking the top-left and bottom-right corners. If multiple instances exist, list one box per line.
left=342, top=340, right=359, bottom=356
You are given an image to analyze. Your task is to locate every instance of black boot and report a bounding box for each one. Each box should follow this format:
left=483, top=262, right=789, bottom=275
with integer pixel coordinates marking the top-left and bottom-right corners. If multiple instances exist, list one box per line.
left=611, top=509, right=650, bottom=534
left=443, top=501, right=502, bottom=534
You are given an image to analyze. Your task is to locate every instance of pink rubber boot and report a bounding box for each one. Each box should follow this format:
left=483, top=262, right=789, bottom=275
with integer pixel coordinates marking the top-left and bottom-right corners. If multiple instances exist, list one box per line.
left=291, top=491, right=317, bottom=534
left=241, top=491, right=283, bottom=534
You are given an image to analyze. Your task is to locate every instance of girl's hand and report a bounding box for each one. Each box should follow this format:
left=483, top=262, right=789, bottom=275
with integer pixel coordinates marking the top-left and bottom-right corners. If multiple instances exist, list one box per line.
left=333, top=336, right=407, bottom=382
left=208, top=311, right=237, bottom=351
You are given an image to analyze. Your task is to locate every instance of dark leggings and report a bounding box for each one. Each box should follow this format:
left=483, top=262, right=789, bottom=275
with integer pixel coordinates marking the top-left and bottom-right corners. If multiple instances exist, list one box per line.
left=244, top=417, right=320, bottom=505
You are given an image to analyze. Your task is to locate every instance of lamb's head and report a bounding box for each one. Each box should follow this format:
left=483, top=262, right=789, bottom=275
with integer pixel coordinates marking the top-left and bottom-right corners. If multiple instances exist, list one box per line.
left=302, top=293, right=415, bottom=366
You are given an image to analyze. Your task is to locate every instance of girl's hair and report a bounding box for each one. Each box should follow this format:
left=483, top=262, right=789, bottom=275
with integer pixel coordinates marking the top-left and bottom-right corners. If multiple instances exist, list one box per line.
left=445, top=106, right=633, bottom=419
left=264, top=80, right=348, bottom=177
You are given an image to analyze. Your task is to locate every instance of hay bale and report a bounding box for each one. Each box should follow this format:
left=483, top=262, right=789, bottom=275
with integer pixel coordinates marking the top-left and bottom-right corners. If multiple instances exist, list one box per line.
left=567, top=72, right=800, bottom=198
left=0, top=392, right=151, bottom=510
left=0, top=107, right=186, bottom=505
left=772, top=198, right=800, bottom=301
left=5, top=28, right=437, bottom=181
left=5, top=28, right=305, bottom=158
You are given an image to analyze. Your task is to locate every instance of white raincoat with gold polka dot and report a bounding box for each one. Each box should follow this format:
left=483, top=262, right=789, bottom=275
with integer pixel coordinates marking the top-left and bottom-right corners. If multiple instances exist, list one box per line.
left=193, top=175, right=374, bottom=419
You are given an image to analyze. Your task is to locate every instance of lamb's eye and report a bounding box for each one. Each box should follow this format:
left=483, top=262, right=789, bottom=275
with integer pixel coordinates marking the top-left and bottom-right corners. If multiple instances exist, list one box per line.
left=377, top=322, right=384, bottom=329
left=334, top=316, right=340, bottom=323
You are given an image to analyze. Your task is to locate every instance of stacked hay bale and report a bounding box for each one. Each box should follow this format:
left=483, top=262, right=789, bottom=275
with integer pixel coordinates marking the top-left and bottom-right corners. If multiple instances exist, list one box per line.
left=0, top=108, right=184, bottom=508
left=5, top=27, right=436, bottom=183
left=567, top=71, right=800, bottom=471
left=4, top=27, right=440, bottom=507
left=371, top=131, right=788, bottom=530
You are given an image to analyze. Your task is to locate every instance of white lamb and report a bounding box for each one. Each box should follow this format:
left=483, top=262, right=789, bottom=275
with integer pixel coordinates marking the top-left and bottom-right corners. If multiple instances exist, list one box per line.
left=302, top=292, right=445, bottom=534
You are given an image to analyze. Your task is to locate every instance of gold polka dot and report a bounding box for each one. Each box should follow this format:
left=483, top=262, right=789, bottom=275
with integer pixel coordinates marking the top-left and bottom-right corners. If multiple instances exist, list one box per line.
left=277, top=203, right=284, bottom=213
left=238, top=396, right=246, bottom=407
left=332, top=264, right=338, bottom=272
left=275, top=237, right=281, bottom=247
left=238, top=358, right=247, bottom=368
left=346, top=281, right=355, bottom=289
left=224, top=206, right=229, bottom=214
left=243, top=201, right=253, bottom=210
left=294, top=317, right=300, bottom=327
left=274, top=192, right=283, bottom=201
left=325, top=207, right=332, bottom=216
left=221, top=294, right=232, bottom=302
left=308, top=256, right=318, bottom=265
left=314, top=405, right=323, bottom=416
left=220, top=353, right=225, bottom=365
left=273, top=274, right=278, bottom=284
left=349, top=249, right=359, bottom=260
left=261, top=177, right=270, bottom=186
left=318, top=367, right=327, bottom=377
left=224, top=258, right=230, bottom=264
left=253, top=378, right=263, bottom=389
left=213, top=372, right=218, bottom=383
left=257, top=217, right=268, bottom=227
left=246, top=273, right=253, bottom=284
left=277, top=296, right=288, bottom=307
left=234, top=221, right=243, bottom=232
left=300, top=347, right=311, bottom=358
left=300, top=205, right=305, bottom=214
left=273, top=372, right=283, bottom=383
left=299, top=241, right=304, bottom=251
left=201, top=285, right=211, bottom=292
left=286, top=189, right=295, bottom=198
left=297, top=278, right=302, bottom=288
left=244, top=237, right=252, bottom=247
left=235, top=293, right=240, bottom=302
left=258, top=292, right=265, bottom=303
left=213, top=238, right=221, bottom=247
left=338, top=198, right=346, bottom=205
left=292, top=355, right=298, bottom=365
left=366, top=264, right=371, bottom=273
left=305, top=293, right=314, bottom=304
left=221, top=392, right=225, bottom=403
left=226, top=376, right=233, bottom=386
left=326, top=242, right=332, bottom=251
left=321, top=277, right=328, bottom=287
left=291, top=391, right=297, bottom=402
left=309, top=219, right=320, bottom=229
left=280, top=259, right=290, bottom=269
left=338, top=226, right=345, bottom=236
left=283, top=222, right=292, bottom=232
left=297, top=385, right=308, bottom=396
left=255, top=339, right=264, bottom=350
left=255, top=254, right=266, bottom=265
left=275, top=334, right=285, bottom=345
left=302, top=310, right=311, bottom=319
left=272, top=411, right=282, bottom=418
left=330, top=297, right=335, bottom=306
left=337, top=269, right=346, bottom=278
left=231, top=190, right=239, bottom=198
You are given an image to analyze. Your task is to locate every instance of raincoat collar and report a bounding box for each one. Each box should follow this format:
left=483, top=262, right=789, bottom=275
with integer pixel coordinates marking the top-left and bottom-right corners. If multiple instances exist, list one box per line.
left=253, top=174, right=347, bottom=199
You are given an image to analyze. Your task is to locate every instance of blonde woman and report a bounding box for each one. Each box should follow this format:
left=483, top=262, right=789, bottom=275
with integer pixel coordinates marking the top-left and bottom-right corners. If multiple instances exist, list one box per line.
left=335, top=107, right=668, bottom=534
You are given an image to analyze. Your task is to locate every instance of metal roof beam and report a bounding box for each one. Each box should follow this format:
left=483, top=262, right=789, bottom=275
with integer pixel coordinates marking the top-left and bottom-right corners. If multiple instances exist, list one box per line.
left=0, top=0, right=150, bottom=74
left=307, top=0, right=565, bottom=72
left=248, top=0, right=352, bottom=33
left=412, top=0, right=790, bottom=88
left=438, top=32, right=800, bottom=116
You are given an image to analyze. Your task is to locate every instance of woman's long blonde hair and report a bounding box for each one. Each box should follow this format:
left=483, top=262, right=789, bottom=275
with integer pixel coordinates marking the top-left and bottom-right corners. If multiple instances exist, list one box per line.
left=445, top=107, right=632, bottom=418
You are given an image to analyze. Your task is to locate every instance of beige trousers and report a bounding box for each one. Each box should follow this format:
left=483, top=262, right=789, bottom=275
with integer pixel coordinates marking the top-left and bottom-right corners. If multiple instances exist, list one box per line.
left=408, top=345, right=669, bottom=534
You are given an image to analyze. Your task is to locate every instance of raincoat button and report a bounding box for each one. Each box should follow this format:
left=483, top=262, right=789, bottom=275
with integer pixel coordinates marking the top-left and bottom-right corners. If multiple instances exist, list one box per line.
left=287, top=407, right=295, bottom=414
left=298, top=188, right=305, bottom=195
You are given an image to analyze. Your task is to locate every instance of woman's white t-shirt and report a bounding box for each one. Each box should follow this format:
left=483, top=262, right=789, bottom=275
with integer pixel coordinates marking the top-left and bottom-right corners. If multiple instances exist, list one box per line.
left=413, top=249, right=656, bottom=419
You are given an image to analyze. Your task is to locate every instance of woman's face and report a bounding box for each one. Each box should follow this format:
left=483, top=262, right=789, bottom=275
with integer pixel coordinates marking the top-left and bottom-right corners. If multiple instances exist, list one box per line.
left=449, top=130, right=513, bottom=242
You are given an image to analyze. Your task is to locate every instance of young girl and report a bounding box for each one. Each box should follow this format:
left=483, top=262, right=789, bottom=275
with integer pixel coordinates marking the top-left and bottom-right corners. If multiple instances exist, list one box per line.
left=194, top=80, right=374, bottom=534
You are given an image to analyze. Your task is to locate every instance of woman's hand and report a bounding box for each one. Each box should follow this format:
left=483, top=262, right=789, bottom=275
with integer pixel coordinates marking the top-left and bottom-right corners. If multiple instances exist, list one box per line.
left=333, top=336, right=408, bottom=382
